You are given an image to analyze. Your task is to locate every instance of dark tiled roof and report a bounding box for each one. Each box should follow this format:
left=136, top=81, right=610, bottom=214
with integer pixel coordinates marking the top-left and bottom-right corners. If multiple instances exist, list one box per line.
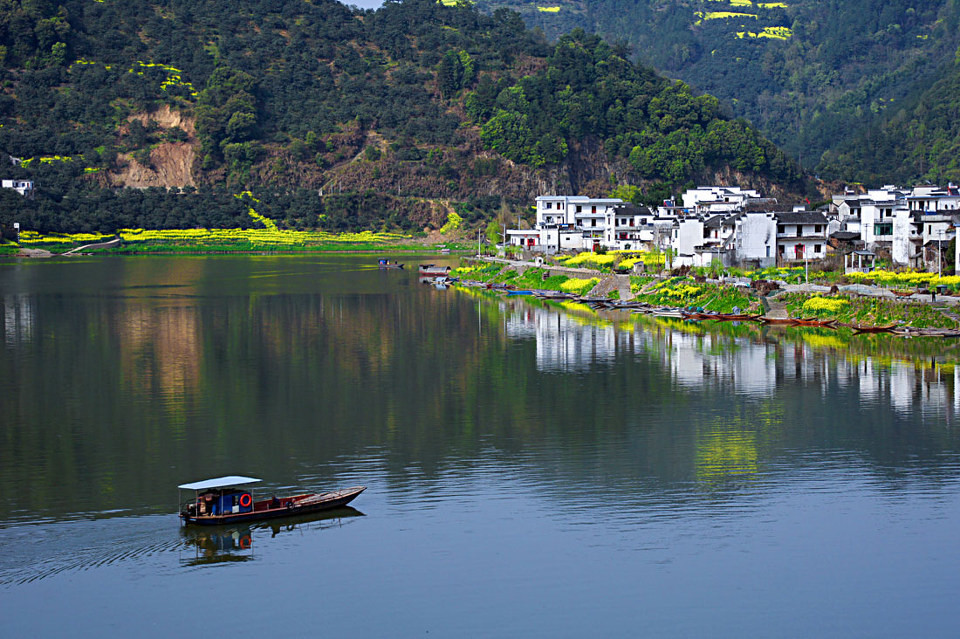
left=704, top=214, right=726, bottom=228
left=612, top=203, right=652, bottom=216
left=745, top=201, right=793, bottom=213
left=775, top=211, right=828, bottom=225
left=830, top=231, right=860, bottom=241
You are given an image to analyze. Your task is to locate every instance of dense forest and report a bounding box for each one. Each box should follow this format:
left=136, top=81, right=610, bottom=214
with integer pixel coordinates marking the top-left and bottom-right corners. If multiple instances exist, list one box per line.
left=0, top=0, right=805, bottom=234
left=474, top=0, right=960, bottom=184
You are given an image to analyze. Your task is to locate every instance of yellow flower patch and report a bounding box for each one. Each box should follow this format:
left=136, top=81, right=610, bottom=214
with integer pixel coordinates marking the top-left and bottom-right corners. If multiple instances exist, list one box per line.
left=560, top=277, right=599, bottom=295
left=801, top=296, right=849, bottom=314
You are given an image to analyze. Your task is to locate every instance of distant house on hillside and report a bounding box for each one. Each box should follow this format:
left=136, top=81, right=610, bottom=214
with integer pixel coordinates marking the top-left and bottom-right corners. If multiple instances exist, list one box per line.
left=1, top=179, right=34, bottom=196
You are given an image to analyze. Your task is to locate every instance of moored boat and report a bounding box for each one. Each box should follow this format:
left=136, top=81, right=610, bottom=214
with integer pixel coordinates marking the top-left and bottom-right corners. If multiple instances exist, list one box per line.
left=792, top=317, right=837, bottom=328
left=759, top=317, right=799, bottom=325
left=377, top=259, right=404, bottom=269
left=843, top=323, right=897, bottom=333
left=178, top=475, right=365, bottom=526
left=419, top=264, right=451, bottom=277
left=652, top=307, right=684, bottom=318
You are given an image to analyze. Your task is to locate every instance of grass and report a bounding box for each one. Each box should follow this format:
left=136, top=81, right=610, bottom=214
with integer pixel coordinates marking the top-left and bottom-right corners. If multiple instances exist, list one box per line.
left=779, top=292, right=958, bottom=328
left=5, top=229, right=474, bottom=255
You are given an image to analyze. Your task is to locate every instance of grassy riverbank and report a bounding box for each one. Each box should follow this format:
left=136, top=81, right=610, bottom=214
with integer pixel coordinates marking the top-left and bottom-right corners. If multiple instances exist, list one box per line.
left=1, top=229, right=471, bottom=255
left=452, top=255, right=960, bottom=329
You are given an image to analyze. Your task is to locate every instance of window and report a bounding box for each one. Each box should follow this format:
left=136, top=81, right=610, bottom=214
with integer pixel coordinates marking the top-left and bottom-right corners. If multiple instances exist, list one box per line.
left=815, top=225, right=823, bottom=234
left=545, top=202, right=552, bottom=209
left=815, top=244, right=822, bottom=253
left=875, top=222, right=893, bottom=236
left=592, top=206, right=597, bottom=213
left=591, top=219, right=597, bottom=227
left=576, top=205, right=582, bottom=213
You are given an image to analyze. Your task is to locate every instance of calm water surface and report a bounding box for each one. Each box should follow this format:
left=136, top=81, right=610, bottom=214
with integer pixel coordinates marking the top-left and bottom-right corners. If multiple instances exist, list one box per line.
left=2, top=255, right=960, bottom=637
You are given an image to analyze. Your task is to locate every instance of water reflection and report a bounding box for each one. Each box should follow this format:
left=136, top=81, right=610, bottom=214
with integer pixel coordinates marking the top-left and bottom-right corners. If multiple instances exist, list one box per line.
left=179, top=507, right=364, bottom=567
left=3, top=257, right=960, bottom=637
left=1, top=256, right=958, bottom=524
left=3, top=294, right=32, bottom=344
left=498, top=298, right=960, bottom=422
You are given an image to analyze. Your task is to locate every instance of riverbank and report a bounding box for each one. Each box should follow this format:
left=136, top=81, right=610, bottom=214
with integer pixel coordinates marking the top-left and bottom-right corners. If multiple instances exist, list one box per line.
left=451, top=255, right=960, bottom=331
left=0, top=228, right=472, bottom=256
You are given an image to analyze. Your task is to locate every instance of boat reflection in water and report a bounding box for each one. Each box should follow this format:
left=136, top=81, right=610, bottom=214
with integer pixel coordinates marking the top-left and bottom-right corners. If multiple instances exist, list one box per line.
left=179, top=507, right=364, bottom=566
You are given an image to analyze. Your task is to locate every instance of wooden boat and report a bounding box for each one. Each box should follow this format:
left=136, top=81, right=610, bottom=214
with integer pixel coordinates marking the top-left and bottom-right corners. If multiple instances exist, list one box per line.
left=792, top=317, right=837, bottom=328
left=652, top=307, right=684, bottom=318
left=843, top=323, right=897, bottom=333
left=891, top=327, right=960, bottom=338
left=377, top=259, right=404, bottom=269
left=759, top=317, right=799, bottom=325
left=419, top=264, right=451, bottom=277
left=533, top=291, right=577, bottom=300
left=179, top=475, right=365, bottom=526
left=682, top=310, right=724, bottom=321
left=718, top=313, right=762, bottom=322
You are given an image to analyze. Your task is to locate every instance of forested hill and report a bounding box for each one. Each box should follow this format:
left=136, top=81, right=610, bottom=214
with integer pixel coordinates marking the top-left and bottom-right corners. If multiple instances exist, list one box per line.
left=473, top=0, right=960, bottom=184
left=818, top=60, right=960, bottom=186
left=0, top=0, right=805, bottom=234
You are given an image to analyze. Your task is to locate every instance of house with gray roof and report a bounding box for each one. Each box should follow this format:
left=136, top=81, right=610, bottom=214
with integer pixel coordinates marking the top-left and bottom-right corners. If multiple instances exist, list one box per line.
left=774, top=211, right=829, bottom=263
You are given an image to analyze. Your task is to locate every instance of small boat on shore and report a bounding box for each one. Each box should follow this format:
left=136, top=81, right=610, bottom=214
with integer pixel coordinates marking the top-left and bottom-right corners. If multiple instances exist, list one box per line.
left=652, top=307, right=684, bottom=318
left=759, top=317, right=799, bottom=326
left=178, top=475, right=365, bottom=526
left=843, top=323, right=897, bottom=333
left=792, top=317, right=837, bottom=328
left=419, top=264, right=451, bottom=277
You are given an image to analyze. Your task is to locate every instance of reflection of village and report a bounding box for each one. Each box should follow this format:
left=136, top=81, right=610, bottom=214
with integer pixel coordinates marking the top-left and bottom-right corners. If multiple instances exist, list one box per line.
left=7, top=285, right=960, bottom=423
left=504, top=299, right=960, bottom=420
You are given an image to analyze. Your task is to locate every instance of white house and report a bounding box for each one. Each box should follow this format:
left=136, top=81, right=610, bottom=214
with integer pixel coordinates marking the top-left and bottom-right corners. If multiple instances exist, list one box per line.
left=907, top=184, right=960, bottom=213
left=671, top=218, right=705, bottom=267
left=892, top=209, right=915, bottom=266
left=681, top=186, right=761, bottom=214
left=735, top=212, right=778, bottom=268
left=774, top=211, right=829, bottom=263
left=1, top=179, right=34, bottom=196
left=859, top=198, right=905, bottom=246
left=603, top=203, right=655, bottom=251
left=523, top=195, right=624, bottom=252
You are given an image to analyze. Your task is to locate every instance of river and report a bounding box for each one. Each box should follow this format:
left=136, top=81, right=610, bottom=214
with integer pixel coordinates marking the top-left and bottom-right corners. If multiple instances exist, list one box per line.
left=2, top=255, right=959, bottom=637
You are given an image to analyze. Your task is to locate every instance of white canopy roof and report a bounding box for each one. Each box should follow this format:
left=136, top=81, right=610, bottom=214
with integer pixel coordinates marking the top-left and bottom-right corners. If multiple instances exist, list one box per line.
left=178, top=475, right=262, bottom=491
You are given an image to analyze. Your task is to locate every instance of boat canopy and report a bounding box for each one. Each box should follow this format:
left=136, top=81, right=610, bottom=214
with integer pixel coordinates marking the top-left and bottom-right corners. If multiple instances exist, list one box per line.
left=178, top=476, right=262, bottom=491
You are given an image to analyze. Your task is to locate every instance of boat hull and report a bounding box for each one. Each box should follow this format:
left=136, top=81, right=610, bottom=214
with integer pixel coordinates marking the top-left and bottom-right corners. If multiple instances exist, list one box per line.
left=181, top=487, right=366, bottom=526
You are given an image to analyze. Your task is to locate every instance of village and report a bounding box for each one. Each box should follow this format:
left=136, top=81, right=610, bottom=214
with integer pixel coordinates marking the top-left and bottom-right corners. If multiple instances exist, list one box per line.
left=505, top=184, right=960, bottom=275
